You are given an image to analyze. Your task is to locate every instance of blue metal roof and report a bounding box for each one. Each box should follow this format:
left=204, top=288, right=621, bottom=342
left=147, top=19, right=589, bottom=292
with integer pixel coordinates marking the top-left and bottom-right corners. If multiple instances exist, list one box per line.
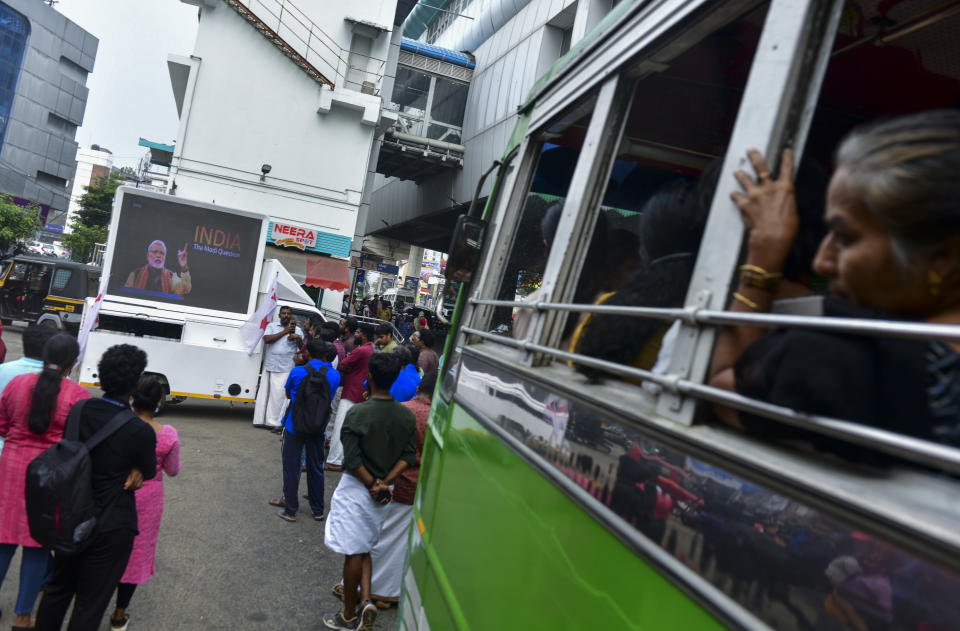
left=138, top=138, right=175, bottom=153
left=400, top=38, right=475, bottom=70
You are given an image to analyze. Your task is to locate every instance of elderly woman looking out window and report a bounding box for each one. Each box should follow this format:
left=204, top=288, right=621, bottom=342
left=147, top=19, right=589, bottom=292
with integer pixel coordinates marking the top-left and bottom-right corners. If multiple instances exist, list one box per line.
left=709, top=110, right=960, bottom=449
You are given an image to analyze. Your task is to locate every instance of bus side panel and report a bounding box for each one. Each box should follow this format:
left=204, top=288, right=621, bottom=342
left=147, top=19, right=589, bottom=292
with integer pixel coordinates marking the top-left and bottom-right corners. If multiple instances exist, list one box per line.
left=412, top=401, right=724, bottom=631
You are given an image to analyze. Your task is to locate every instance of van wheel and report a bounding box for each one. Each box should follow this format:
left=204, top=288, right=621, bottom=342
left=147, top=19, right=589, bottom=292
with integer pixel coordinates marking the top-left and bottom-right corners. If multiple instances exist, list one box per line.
left=166, top=395, right=187, bottom=405
left=40, top=319, right=59, bottom=330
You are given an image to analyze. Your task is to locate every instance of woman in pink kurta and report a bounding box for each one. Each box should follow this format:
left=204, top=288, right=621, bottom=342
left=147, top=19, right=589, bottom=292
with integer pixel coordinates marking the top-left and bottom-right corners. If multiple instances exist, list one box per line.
left=110, top=377, right=181, bottom=631
left=0, top=335, right=87, bottom=629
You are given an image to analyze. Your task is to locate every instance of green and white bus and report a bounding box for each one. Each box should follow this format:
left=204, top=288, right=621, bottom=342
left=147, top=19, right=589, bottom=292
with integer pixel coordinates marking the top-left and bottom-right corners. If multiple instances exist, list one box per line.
left=402, top=0, right=960, bottom=629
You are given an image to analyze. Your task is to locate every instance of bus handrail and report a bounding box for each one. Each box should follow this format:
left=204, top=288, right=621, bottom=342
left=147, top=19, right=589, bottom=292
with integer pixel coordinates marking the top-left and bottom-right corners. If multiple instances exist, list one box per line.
left=460, top=325, right=960, bottom=475
left=468, top=298, right=960, bottom=344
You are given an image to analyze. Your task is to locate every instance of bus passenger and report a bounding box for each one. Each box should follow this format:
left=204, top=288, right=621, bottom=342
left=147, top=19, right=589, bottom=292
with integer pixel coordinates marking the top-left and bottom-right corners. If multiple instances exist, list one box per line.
left=710, top=110, right=960, bottom=448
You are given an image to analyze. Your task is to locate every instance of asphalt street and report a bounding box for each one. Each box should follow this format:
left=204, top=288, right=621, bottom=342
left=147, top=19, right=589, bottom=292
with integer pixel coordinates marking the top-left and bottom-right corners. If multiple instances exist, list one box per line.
left=0, top=324, right=400, bottom=631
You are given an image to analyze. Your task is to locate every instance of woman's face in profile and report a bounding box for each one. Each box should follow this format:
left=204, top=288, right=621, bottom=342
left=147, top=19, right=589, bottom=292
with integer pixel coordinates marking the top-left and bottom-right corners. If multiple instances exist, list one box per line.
left=813, top=168, right=933, bottom=317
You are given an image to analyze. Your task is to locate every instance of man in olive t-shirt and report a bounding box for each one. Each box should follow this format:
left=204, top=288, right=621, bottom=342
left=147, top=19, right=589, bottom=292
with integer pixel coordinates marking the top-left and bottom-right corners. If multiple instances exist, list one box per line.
left=323, top=353, right=415, bottom=631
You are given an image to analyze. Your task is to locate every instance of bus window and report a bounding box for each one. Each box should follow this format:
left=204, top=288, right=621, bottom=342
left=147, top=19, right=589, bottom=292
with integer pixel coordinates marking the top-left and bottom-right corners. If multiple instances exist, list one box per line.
left=488, top=98, right=595, bottom=337
left=564, top=2, right=771, bottom=375
left=708, top=0, right=960, bottom=453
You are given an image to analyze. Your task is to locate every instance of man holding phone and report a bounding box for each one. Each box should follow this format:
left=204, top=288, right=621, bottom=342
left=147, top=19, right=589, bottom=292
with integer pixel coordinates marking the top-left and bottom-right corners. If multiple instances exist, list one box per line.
left=253, top=305, right=303, bottom=433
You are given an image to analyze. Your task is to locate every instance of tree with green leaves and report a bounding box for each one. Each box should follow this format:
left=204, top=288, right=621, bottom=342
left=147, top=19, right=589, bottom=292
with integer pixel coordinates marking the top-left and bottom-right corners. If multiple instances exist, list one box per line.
left=62, top=223, right=107, bottom=263
left=76, top=172, right=125, bottom=228
left=0, top=194, right=41, bottom=254
left=62, top=173, right=124, bottom=262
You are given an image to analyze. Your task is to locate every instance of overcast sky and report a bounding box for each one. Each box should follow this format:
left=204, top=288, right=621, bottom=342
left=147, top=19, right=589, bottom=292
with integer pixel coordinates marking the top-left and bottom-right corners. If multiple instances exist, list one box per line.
left=56, top=0, right=200, bottom=168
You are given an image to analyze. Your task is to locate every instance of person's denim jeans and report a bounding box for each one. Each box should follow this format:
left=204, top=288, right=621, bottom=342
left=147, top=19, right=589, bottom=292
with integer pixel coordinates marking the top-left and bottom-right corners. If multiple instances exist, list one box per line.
left=0, top=544, right=52, bottom=615
left=282, top=429, right=325, bottom=516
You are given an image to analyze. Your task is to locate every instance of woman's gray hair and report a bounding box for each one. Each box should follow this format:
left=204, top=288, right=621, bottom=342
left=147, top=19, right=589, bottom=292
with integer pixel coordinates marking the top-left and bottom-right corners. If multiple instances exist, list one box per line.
left=836, top=109, right=960, bottom=269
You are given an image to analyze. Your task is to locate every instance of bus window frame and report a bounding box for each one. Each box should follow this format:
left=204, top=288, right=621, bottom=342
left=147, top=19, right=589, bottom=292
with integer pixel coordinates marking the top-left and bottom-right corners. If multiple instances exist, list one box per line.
left=525, top=74, right=635, bottom=358
left=465, top=95, right=597, bottom=345
left=655, top=0, right=845, bottom=423
left=461, top=0, right=847, bottom=423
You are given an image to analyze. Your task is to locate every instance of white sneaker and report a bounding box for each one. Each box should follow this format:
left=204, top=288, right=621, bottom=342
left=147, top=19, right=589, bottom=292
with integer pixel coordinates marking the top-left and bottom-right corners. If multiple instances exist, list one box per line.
left=359, top=600, right=377, bottom=631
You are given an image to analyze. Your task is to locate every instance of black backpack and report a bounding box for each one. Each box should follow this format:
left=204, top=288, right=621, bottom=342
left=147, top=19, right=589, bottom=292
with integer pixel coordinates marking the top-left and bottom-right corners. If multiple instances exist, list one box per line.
left=290, top=364, right=333, bottom=435
left=25, top=401, right=137, bottom=555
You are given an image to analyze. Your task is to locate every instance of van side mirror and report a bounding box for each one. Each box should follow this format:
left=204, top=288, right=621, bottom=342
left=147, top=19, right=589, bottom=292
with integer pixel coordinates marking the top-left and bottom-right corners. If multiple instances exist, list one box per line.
left=445, top=214, right=485, bottom=284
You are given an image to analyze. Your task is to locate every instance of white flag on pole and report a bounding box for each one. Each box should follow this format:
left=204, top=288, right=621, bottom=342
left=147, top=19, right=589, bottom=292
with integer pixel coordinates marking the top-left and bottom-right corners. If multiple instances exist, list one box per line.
left=77, top=276, right=108, bottom=364
left=239, top=272, right=278, bottom=356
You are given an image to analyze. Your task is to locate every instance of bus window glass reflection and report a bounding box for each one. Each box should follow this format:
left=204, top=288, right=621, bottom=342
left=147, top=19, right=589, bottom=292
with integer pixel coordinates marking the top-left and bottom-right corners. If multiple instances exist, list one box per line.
left=490, top=101, right=596, bottom=337
left=566, top=3, right=771, bottom=374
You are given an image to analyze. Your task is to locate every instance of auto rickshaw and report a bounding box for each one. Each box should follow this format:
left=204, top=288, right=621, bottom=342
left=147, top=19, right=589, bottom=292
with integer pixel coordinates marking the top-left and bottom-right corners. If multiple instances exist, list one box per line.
left=0, top=256, right=101, bottom=332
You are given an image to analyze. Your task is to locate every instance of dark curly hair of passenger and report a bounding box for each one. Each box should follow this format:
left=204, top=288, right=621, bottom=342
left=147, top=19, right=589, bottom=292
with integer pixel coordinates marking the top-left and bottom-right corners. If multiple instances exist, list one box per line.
left=573, top=180, right=704, bottom=379
left=132, top=375, right=165, bottom=413
left=98, top=344, right=148, bottom=399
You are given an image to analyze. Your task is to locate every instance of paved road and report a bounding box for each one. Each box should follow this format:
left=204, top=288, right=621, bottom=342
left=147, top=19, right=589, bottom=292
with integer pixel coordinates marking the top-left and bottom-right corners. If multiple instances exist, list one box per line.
left=0, top=325, right=400, bottom=630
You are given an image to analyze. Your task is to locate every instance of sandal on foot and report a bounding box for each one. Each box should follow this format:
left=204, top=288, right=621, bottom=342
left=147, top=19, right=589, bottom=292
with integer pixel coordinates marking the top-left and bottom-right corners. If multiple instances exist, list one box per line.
left=268, top=498, right=286, bottom=508
left=110, top=614, right=130, bottom=631
left=277, top=510, right=296, bottom=522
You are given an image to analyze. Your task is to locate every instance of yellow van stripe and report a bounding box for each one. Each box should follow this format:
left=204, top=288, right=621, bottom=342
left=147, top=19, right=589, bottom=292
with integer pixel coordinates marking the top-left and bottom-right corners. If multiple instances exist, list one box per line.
left=78, top=383, right=255, bottom=403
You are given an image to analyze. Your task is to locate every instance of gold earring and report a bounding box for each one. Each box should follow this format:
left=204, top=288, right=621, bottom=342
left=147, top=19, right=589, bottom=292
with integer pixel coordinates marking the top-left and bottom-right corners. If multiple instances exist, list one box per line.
left=928, top=270, right=942, bottom=296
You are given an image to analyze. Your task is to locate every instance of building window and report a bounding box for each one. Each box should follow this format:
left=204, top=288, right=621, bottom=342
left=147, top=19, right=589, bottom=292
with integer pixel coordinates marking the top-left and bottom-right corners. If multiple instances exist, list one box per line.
left=390, top=66, right=468, bottom=144
left=425, top=0, right=475, bottom=44
left=0, top=1, right=30, bottom=152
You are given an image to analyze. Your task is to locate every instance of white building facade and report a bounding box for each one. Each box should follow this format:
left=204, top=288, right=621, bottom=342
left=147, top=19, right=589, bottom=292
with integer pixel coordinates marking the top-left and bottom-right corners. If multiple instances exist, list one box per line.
left=166, top=0, right=413, bottom=297
left=63, top=145, right=112, bottom=234
left=366, top=0, right=617, bottom=250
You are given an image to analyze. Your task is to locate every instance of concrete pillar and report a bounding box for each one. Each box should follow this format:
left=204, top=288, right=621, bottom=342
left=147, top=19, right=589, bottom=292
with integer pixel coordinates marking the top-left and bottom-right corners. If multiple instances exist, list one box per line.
left=403, top=244, right=423, bottom=305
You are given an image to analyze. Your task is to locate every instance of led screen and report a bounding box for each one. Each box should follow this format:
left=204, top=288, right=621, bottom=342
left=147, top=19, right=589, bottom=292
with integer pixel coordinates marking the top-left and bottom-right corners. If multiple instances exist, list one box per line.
left=107, top=191, right=263, bottom=314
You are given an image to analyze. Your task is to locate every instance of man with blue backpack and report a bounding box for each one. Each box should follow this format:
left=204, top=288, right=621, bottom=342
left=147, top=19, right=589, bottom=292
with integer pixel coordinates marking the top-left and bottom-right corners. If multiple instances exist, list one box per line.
left=275, top=339, right=339, bottom=523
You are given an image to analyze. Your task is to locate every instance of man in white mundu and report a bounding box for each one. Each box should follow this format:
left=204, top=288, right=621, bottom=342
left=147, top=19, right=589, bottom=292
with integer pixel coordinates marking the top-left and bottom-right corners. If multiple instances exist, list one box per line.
left=253, top=305, right=303, bottom=431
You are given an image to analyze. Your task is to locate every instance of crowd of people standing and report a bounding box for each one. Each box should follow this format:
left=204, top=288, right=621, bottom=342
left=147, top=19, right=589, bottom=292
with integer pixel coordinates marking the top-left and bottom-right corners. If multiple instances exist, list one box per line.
left=0, top=301, right=442, bottom=630
left=255, top=306, right=443, bottom=630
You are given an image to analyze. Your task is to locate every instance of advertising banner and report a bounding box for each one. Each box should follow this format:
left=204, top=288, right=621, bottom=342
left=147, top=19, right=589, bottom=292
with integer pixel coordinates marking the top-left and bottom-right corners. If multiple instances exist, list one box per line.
left=270, top=221, right=317, bottom=250
left=106, top=192, right=263, bottom=314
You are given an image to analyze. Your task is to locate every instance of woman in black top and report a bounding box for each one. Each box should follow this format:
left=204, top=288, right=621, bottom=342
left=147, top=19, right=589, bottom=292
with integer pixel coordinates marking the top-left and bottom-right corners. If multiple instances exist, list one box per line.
left=36, top=345, right=157, bottom=631
left=709, top=110, right=960, bottom=449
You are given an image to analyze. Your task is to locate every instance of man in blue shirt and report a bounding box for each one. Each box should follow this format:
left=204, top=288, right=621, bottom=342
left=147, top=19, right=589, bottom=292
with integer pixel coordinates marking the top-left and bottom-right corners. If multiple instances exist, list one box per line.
left=389, top=344, right=421, bottom=403
left=278, top=340, right=340, bottom=523
left=0, top=324, right=56, bottom=456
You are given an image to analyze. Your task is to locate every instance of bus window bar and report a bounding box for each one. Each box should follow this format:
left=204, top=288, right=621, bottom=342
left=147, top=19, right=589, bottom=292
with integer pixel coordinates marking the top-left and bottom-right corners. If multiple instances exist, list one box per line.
left=468, top=298, right=960, bottom=344
left=460, top=326, right=960, bottom=475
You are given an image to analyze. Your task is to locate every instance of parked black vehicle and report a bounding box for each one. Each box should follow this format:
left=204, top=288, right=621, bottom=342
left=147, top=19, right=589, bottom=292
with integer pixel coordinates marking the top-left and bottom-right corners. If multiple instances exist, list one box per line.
left=0, top=256, right=101, bottom=332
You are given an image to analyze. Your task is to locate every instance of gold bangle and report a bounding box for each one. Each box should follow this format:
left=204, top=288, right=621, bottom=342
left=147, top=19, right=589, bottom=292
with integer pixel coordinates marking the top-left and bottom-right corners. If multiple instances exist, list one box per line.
left=732, top=292, right=760, bottom=310
left=739, top=264, right=779, bottom=277
left=739, top=264, right=782, bottom=292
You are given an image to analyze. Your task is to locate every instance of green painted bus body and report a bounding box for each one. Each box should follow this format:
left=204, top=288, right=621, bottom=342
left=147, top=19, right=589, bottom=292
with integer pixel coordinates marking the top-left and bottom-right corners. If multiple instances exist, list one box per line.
left=404, top=398, right=724, bottom=630
left=401, top=2, right=727, bottom=628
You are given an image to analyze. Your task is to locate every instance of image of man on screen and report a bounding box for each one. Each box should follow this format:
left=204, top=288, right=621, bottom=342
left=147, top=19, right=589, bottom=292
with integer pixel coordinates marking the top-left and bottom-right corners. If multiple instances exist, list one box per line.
left=124, top=240, right=192, bottom=297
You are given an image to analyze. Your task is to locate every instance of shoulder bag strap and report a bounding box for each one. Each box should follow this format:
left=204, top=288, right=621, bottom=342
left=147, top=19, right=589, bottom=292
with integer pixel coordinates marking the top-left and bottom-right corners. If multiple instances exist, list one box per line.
left=84, top=407, right=138, bottom=451
left=64, top=399, right=89, bottom=442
